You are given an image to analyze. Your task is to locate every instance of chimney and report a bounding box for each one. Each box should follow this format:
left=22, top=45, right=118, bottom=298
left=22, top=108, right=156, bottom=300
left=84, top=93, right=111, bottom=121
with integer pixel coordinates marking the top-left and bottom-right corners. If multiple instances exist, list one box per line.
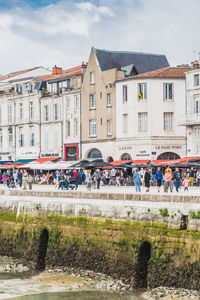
left=52, top=65, right=63, bottom=75
left=192, top=60, right=199, bottom=69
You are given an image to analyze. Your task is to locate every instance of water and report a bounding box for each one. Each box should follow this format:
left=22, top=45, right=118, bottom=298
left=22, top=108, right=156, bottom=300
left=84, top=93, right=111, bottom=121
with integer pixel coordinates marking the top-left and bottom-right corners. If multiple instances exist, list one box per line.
left=0, top=268, right=144, bottom=300
left=9, top=291, right=144, bottom=300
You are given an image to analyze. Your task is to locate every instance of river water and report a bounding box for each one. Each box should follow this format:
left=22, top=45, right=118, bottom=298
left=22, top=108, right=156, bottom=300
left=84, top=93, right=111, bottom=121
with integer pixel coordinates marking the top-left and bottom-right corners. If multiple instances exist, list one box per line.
left=0, top=266, right=144, bottom=300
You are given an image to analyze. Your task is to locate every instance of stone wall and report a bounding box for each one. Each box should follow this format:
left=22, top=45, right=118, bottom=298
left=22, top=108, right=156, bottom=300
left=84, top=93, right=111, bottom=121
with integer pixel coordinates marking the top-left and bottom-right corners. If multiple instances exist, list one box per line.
left=0, top=213, right=200, bottom=290
left=0, top=190, right=199, bottom=231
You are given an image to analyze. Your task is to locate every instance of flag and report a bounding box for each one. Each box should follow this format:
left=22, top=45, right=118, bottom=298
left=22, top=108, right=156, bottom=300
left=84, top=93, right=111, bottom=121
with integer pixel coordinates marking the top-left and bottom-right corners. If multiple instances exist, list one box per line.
left=138, top=90, right=143, bottom=100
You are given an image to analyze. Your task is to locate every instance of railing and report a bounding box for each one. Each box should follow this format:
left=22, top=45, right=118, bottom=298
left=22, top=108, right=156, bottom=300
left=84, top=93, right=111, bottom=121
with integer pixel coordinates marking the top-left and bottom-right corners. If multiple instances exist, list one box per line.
left=179, top=113, right=200, bottom=125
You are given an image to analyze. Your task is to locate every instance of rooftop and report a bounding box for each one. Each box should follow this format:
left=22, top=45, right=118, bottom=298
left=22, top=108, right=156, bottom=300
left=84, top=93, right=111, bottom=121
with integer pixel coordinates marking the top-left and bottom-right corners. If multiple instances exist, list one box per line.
left=117, top=67, right=192, bottom=81
left=94, top=48, right=169, bottom=74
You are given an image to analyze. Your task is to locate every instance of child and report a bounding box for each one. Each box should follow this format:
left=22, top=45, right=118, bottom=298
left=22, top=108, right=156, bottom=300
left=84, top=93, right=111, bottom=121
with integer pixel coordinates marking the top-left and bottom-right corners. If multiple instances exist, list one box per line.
left=182, top=176, right=189, bottom=191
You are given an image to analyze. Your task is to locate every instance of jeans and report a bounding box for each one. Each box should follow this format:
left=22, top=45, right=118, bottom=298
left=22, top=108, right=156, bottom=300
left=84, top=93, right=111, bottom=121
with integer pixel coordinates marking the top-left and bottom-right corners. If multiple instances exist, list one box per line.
left=174, top=180, right=181, bottom=192
left=135, top=182, right=141, bottom=192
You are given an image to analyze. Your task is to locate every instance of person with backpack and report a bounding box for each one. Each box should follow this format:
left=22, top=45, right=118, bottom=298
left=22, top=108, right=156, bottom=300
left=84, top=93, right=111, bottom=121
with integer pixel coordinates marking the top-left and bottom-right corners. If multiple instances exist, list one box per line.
left=133, top=168, right=141, bottom=192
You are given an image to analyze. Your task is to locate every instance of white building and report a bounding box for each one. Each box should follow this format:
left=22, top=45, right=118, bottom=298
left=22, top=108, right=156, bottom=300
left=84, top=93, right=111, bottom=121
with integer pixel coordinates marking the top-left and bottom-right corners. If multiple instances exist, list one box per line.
left=116, top=67, right=190, bottom=161
left=183, top=62, right=200, bottom=157
left=0, top=67, right=51, bottom=162
left=33, top=64, right=87, bottom=160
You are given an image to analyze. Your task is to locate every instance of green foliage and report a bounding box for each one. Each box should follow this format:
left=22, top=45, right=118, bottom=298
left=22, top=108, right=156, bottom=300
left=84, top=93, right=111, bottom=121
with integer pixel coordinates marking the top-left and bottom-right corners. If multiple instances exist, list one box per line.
left=159, top=208, right=169, bottom=217
left=189, top=210, right=200, bottom=219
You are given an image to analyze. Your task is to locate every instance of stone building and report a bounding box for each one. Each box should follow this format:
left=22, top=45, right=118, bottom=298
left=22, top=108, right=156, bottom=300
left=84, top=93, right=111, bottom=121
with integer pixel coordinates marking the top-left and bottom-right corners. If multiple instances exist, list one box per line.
left=0, top=67, right=51, bottom=162
left=81, top=47, right=169, bottom=162
left=182, top=61, right=200, bottom=157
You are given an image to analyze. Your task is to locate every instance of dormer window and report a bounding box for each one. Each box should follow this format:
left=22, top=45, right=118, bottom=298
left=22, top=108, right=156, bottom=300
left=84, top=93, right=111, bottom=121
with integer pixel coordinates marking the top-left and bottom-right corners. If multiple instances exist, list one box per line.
left=194, top=74, right=200, bottom=86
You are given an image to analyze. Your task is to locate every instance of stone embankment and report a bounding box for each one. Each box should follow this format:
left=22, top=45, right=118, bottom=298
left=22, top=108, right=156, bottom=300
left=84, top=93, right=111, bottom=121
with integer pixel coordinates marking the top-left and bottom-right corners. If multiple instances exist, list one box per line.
left=0, top=189, right=199, bottom=231
left=0, top=189, right=200, bottom=293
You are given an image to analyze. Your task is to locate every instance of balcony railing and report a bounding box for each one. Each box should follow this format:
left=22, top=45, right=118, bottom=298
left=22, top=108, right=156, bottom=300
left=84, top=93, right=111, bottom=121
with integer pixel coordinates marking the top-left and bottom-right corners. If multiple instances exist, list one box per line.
left=179, top=113, right=200, bottom=125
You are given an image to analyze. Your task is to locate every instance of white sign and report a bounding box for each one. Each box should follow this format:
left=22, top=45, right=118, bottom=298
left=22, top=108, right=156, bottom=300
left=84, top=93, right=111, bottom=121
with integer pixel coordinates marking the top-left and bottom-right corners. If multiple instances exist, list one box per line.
left=16, top=147, right=40, bottom=159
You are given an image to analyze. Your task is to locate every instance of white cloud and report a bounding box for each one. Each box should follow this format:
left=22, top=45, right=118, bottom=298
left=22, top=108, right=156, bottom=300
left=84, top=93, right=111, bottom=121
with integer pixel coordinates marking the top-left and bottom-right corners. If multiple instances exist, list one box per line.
left=0, top=0, right=200, bottom=74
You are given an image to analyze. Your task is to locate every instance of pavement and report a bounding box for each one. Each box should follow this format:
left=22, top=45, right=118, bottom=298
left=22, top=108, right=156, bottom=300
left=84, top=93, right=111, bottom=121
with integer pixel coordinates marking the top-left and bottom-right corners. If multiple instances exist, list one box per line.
left=0, top=183, right=200, bottom=196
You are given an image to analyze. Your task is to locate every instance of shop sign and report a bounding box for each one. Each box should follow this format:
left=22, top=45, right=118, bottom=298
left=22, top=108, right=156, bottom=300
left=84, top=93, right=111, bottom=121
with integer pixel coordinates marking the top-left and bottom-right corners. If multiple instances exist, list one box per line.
left=155, top=145, right=182, bottom=150
left=0, top=152, right=10, bottom=155
left=41, top=153, right=60, bottom=157
left=118, top=146, right=132, bottom=151
left=136, top=150, right=150, bottom=157
left=16, top=148, right=39, bottom=159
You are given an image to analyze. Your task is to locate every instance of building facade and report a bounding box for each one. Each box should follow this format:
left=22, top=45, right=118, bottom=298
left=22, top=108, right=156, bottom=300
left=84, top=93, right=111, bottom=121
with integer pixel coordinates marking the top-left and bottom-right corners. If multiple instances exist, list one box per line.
left=184, top=62, right=200, bottom=156
left=116, top=67, right=190, bottom=161
left=81, top=47, right=169, bottom=162
left=0, top=67, right=51, bottom=162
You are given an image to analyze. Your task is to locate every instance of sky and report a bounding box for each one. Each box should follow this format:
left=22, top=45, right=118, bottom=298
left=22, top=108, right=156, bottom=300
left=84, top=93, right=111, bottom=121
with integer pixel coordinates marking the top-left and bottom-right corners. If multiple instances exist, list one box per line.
left=0, top=0, right=200, bottom=74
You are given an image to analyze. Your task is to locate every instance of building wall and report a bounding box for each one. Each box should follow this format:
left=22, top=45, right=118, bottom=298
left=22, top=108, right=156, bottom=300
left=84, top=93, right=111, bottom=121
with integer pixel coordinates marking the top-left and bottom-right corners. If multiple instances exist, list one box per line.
left=115, top=77, right=186, bottom=160
left=185, top=68, right=200, bottom=157
left=81, top=48, right=119, bottom=159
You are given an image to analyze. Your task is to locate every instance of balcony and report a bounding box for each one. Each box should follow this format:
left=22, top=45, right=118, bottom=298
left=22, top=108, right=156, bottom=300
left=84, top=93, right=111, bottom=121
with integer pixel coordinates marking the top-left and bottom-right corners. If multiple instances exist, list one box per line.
left=179, top=113, right=200, bottom=126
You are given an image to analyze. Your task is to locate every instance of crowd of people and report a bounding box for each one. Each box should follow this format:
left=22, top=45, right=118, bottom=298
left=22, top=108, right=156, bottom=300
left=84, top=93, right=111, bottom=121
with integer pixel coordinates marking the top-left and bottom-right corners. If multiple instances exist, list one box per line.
left=0, top=166, right=199, bottom=193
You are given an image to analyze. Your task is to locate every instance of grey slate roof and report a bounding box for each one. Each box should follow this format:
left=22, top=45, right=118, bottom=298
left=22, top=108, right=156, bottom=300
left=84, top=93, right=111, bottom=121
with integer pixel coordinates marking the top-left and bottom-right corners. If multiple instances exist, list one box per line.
left=95, top=49, right=169, bottom=74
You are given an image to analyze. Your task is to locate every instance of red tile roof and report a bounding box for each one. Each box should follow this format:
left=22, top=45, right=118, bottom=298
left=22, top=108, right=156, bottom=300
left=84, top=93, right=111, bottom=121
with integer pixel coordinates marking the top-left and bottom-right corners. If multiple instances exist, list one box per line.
left=0, top=67, right=41, bottom=82
left=118, top=67, right=192, bottom=81
left=33, top=65, right=83, bottom=82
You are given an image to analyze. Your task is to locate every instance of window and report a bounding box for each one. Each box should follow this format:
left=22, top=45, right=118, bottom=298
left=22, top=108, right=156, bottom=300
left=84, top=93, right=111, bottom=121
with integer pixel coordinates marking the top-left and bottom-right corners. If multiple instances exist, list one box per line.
left=90, top=72, right=95, bottom=84
left=19, top=127, right=24, bottom=147
left=0, top=129, right=3, bottom=148
left=66, top=79, right=71, bottom=89
left=66, top=121, right=70, bottom=137
left=195, top=97, right=200, bottom=114
left=122, top=114, right=128, bottom=133
left=74, top=119, right=78, bottom=137
left=194, top=74, right=200, bottom=86
left=74, top=95, right=79, bottom=111
left=53, top=104, right=58, bottom=121
left=164, top=112, right=173, bottom=131
left=0, top=105, right=2, bottom=124
left=138, top=112, right=148, bottom=132
left=90, top=94, right=96, bottom=109
left=44, top=105, right=49, bottom=122
left=87, top=148, right=102, bottom=159
left=89, top=120, right=96, bottom=137
left=107, top=120, right=112, bottom=136
left=8, top=127, right=13, bottom=147
left=8, top=104, right=12, bottom=123
left=29, top=126, right=34, bottom=147
left=19, top=103, right=23, bottom=121
left=107, top=93, right=112, bottom=107
left=29, top=101, right=34, bottom=121
left=194, top=127, right=200, bottom=154
left=66, top=97, right=70, bottom=111
left=122, top=85, right=128, bottom=102
left=164, top=83, right=174, bottom=101
left=138, top=83, right=147, bottom=100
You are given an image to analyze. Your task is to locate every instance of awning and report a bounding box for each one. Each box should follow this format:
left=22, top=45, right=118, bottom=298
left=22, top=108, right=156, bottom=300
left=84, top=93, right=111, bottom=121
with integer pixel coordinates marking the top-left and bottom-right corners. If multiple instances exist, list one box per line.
left=110, top=160, right=133, bottom=165
left=15, top=159, right=35, bottom=164
left=16, top=157, right=60, bottom=169
left=132, top=160, right=150, bottom=165
left=34, top=157, right=59, bottom=163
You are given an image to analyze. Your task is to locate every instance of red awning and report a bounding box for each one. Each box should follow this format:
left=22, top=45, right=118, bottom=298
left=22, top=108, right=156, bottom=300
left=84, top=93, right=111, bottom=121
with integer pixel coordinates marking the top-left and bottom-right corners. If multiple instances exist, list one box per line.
left=132, top=160, right=150, bottom=165
left=0, top=162, right=23, bottom=169
left=110, top=160, right=133, bottom=165
left=33, top=157, right=59, bottom=164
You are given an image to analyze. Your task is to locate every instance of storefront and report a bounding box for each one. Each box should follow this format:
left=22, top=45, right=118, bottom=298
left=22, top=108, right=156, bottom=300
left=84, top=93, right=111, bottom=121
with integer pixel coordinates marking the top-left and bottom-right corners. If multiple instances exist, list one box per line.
left=64, top=143, right=79, bottom=161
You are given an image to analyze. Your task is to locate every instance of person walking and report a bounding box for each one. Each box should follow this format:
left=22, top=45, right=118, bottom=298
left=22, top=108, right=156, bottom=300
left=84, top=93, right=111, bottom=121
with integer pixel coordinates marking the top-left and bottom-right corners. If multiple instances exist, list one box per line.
left=173, top=168, right=182, bottom=192
left=133, top=169, right=141, bottom=192
left=144, top=168, right=151, bottom=192
left=85, top=170, right=92, bottom=191
left=182, top=175, right=189, bottom=191
left=155, top=167, right=163, bottom=192
left=2, top=172, right=7, bottom=188
left=164, top=169, right=173, bottom=192
left=22, top=170, right=28, bottom=190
